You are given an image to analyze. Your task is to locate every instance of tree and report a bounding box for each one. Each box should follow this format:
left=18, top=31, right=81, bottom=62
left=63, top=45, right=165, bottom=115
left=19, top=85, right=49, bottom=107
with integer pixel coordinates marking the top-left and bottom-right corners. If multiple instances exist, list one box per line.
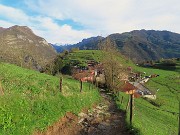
left=63, top=50, right=69, bottom=56
left=44, top=54, right=64, bottom=75
left=99, top=37, right=127, bottom=92
left=70, top=48, right=79, bottom=53
left=53, top=55, right=64, bottom=74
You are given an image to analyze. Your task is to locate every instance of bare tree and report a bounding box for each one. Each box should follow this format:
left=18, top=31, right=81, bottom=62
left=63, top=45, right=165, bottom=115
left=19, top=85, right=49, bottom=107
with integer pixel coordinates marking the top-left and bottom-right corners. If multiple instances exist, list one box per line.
left=99, top=37, right=128, bottom=92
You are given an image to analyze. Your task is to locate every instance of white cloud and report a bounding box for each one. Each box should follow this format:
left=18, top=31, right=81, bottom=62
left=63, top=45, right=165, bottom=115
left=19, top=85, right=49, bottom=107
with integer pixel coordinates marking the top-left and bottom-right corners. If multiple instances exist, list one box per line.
left=31, top=21, right=92, bottom=44
left=0, top=4, right=93, bottom=44
left=1, top=0, right=180, bottom=44
left=0, top=4, right=29, bottom=23
left=0, top=20, right=15, bottom=28
left=24, top=0, right=180, bottom=34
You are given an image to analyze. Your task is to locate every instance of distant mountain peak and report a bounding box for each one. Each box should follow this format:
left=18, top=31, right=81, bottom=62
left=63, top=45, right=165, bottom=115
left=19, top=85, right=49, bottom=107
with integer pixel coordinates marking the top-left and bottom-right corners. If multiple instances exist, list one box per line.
left=0, top=25, right=57, bottom=71
left=52, top=36, right=104, bottom=53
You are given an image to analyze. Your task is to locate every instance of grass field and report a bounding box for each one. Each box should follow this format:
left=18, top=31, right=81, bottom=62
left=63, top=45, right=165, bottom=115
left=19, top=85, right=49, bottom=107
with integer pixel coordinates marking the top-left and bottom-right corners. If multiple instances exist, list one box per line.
left=0, top=62, right=101, bottom=135
left=68, top=50, right=103, bottom=61
left=116, top=65, right=179, bottom=135
left=63, top=50, right=103, bottom=67
left=63, top=50, right=132, bottom=69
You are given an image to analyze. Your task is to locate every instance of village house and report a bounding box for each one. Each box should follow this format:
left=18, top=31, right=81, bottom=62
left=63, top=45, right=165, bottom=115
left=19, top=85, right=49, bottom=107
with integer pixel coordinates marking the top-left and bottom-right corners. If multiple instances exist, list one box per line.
left=120, top=81, right=141, bottom=98
left=72, top=60, right=105, bottom=85
left=128, top=72, right=142, bottom=82
left=130, top=82, right=156, bottom=99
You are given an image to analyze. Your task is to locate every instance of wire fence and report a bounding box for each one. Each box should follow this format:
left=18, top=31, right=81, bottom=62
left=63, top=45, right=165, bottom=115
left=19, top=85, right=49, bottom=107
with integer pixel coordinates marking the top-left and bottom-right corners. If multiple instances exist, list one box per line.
left=116, top=93, right=179, bottom=135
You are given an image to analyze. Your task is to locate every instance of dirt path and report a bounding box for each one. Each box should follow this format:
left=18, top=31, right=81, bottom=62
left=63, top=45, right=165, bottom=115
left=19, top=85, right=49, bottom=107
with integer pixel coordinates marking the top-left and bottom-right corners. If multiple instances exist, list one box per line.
left=77, top=89, right=131, bottom=135
left=35, top=89, right=131, bottom=135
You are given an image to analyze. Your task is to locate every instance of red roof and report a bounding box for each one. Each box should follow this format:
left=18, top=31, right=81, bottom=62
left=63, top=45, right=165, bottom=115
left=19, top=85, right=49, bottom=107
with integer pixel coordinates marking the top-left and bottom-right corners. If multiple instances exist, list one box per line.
left=121, top=82, right=137, bottom=92
left=133, top=92, right=141, bottom=98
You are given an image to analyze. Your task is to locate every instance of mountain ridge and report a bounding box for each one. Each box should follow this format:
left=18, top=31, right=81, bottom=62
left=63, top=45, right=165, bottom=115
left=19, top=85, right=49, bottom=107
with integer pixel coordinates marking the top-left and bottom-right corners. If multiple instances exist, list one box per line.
left=52, top=29, right=180, bottom=62
left=52, top=36, right=104, bottom=52
left=107, top=29, right=180, bottom=62
left=0, top=25, right=57, bottom=71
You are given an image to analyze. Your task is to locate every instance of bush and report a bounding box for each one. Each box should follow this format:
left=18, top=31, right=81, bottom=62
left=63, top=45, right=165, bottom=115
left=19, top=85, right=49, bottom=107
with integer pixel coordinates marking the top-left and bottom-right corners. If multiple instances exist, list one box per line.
left=162, top=59, right=176, bottom=66
left=144, top=98, right=165, bottom=107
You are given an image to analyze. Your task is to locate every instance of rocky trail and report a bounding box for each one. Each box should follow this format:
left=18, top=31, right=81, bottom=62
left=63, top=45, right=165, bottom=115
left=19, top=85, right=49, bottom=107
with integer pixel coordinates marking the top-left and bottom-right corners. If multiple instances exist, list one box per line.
left=35, top=89, right=132, bottom=135
left=77, top=89, right=131, bottom=135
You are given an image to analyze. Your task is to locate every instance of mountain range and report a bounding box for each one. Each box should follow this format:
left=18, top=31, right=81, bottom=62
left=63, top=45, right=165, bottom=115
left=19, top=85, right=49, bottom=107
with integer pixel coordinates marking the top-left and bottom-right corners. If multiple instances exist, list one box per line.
left=0, top=25, right=179, bottom=69
left=53, top=30, right=180, bottom=62
left=52, top=36, right=104, bottom=52
left=0, top=25, right=56, bottom=71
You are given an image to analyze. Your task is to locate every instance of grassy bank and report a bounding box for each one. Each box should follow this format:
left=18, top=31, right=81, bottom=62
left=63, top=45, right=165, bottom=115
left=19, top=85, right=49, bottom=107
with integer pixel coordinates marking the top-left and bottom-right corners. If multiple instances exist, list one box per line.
left=116, top=67, right=179, bottom=135
left=0, top=63, right=100, bottom=135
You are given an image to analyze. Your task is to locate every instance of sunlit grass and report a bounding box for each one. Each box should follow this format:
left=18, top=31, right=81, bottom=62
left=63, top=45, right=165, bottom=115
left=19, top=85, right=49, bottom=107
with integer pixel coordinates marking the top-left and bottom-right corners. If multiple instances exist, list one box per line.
left=0, top=62, right=101, bottom=135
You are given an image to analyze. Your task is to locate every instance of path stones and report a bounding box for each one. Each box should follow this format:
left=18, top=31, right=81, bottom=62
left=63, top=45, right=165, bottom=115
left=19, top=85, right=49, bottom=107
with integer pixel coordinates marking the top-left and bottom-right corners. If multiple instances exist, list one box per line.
left=77, top=99, right=114, bottom=134
left=78, top=118, right=85, bottom=124
left=98, top=122, right=109, bottom=130
left=78, top=112, right=88, bottom=118
left=77, top=90, right=130, bottom=135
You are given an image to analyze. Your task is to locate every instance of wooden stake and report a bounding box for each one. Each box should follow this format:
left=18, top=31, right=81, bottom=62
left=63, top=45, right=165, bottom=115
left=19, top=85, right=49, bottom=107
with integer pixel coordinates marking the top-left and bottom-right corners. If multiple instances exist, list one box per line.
left=59, top=77, right=62, bottom=92
left=178, top=101, right=180, bottom=135
left=80, top=80, right=82, bottom=92
left=121, top=96, right=124, bottom=104
left=130, top=94, right=133, bottom=125
left=126, top=96, right=130, bottom=111
left=96, top=81, right=98, bottom=88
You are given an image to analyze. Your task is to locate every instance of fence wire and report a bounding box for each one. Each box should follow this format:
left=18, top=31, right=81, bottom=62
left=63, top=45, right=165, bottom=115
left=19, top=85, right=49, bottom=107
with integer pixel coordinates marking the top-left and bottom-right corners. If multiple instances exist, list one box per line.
left=117, top=93, right=179, bottom=135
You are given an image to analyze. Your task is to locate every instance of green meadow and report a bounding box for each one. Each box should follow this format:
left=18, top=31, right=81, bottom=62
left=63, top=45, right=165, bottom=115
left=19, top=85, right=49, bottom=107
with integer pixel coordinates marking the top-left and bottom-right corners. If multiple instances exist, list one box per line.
left=63, top=50, right=103, bottom=67
left=116, top=66, right=179, bottom=135
left=0, top=62, right=100, bottom=135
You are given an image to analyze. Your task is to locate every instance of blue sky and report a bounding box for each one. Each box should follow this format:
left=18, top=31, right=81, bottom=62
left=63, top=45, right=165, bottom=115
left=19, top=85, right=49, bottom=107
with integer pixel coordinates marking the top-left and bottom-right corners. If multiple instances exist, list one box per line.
left=0, top=0, right=180, bottom=44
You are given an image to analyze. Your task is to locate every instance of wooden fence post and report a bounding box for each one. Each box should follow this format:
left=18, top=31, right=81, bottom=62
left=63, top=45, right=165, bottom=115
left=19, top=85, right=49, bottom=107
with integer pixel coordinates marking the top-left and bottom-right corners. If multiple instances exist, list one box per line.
left=126, top=96, right=130, bottom=111
left=130, top=94, right=133, bottom=125
left=89, top=82, right=91, bottom=90
left=178, top=101, right=180, bottom=135
left=118, top=92, right=120, bottom=97
left=59, top=77, right=62, bottom=92
left=96, top=81, right=98, bottom=88
left=121, top=96, right=124, bottom=104
left=80, top=80, right=82, bottom=92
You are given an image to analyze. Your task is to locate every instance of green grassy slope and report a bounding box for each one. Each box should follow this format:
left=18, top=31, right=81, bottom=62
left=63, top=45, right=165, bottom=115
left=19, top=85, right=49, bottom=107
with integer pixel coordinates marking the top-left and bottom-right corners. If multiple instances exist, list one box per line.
left=0, top=62, right=100, bottom=135
left=63, top=50, right=131, bottom=68
left=68, top=50, right=102, bottom=61
left=116, top=66, right=179, bottom=135
left=63, top=50, right=103, bottom=67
